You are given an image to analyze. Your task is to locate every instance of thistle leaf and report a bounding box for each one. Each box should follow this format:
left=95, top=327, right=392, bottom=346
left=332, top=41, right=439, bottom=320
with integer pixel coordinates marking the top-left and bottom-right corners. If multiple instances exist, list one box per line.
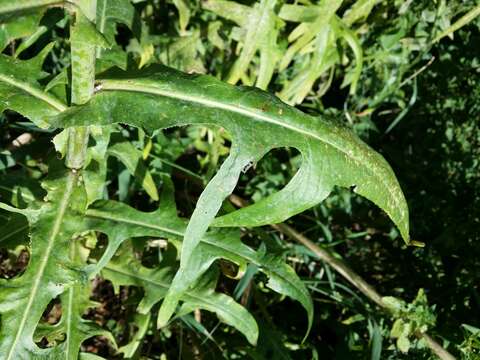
left=0, top=48, right=66, bottom=127
left=0, top=12, right=44, bottom=51
left=342, top=0, right=383, bottom=26
left=96, top=0, right=134, bottom=45
left=0, top=169, right=88, bottom=359
left=172, top=0, right=191, bottom=32
left=83, top=177, right=312, bottom=341
left=96, top=0, right=135, bottom=65
left=35, top=284, right=116, bottom=360
left=0, top=0, right=60, bottom=15
left=102, top=243, right=259, bottom=345
left=52, top=64, right=409, bottom=326
left=54, top=65, right=409, bottom=238
left=277, top=1, right=365, bottom=103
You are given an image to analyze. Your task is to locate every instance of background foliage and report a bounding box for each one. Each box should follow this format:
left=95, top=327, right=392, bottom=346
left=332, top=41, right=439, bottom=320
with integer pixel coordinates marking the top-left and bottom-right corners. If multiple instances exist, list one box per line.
left=0, top=0, right=479, bottom=359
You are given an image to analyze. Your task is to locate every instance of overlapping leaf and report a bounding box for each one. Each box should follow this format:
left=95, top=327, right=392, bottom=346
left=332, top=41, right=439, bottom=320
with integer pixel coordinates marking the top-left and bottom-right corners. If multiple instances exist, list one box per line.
left=83, top=178, right=313, bottom=342
left=96, top=0, right=135, bottom=68
left=96, top=0, right=134, bottom=45
left=204, top=0, right=283, bottom=89
left=34, top=284, right=116, bottom=360
left=51, top=63, right=409, bottom=326
left=0, top=0, right=59, bottom=51
left=277, top=0, right=363, bottom=104
left=102, top=243, right=258, bottom=344
left=0, top=0, right=411, bottom=351
left=32, top=232, right=116, bottom=360
left=108, top=137, right=159, bottom=201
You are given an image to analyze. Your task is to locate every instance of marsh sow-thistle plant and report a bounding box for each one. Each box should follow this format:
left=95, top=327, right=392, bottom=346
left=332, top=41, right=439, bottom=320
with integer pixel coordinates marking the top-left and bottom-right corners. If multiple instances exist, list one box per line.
left=0, top=0, right=410, bottom=358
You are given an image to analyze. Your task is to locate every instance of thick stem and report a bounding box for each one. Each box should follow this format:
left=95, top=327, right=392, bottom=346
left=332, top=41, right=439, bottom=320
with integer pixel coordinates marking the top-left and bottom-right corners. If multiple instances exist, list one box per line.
left=66, top=0, right=97, bottom=169
left=66, top=127, right=89, bottom=169
left=228, top=194, right=456, bottom=360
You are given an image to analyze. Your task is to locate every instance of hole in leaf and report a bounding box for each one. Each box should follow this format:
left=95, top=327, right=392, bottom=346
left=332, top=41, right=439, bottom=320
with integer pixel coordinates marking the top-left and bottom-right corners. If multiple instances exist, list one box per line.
left=84, top=277, right=144, bottom=350
left=0, top=248, right=29, bottom=280
left=81, top=335, right=117, bottom=358
left=84, top=231, right=110, bottom=269
left=139, top=237, right=177, bottom=268
left=234, top=147, right=301, bottom=204
left=35, top=296, right=63, bottom=349
left=167, top=125, right=232, bottom=217
left=41, top=297, right=62, bottom=325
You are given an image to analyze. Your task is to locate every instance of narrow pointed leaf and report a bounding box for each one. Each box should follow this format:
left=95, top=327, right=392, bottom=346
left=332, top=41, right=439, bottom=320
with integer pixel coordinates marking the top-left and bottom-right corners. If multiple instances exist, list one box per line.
left=278, top=0, right=342, bottom=71
left=433, top=4, right=480, bottom=43
left=205, top=0, right=282, bottom=89
left=172, top=0, right=191, bottom=32
left=342, top=0, right=382, bottom=26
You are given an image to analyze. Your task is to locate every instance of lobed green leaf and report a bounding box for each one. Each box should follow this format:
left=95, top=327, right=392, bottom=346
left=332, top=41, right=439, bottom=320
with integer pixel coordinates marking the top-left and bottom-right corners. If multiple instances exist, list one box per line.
left=84, top=178, right=312, bottom=342
left=102, top=243, right=259, bottom=345
left=51, top=63, right=409, bottom=326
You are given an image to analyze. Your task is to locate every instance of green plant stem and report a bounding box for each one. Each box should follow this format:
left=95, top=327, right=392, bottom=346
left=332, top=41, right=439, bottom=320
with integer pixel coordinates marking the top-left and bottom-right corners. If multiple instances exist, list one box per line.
left=66, top=0, right=97, bottom=169
left=228, top=194, right=456, bottom=360
left=66, top=126, right=89, bottom=169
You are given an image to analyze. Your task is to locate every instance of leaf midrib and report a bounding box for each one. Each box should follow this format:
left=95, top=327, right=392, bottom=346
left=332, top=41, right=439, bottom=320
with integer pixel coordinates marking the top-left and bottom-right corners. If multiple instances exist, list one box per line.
left=103, top=264, right=251, bottom=328
left=85, top=208, right=256, bottom=260
left=86, top=208, right=184, bottom=236
left=65, top=286, right=75, bottom=360
left=98, top=80, right=401, bottom=211
left=0, top=73, right=67, bottom=112
left=85, top=208, right=310, bottom=310
left=6, top=171, right=77, bottom=360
